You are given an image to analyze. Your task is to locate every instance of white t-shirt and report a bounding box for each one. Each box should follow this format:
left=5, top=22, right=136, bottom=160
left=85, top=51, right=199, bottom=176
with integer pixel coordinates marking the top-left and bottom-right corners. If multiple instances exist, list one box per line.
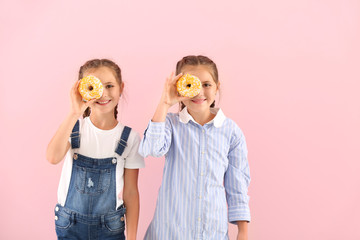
left=57, top=117, right=145, bottom=209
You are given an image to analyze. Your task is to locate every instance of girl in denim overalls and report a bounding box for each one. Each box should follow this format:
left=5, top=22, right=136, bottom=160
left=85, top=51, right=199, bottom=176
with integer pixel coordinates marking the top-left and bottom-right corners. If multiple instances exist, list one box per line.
left=47, top=59, right=145, bottom=240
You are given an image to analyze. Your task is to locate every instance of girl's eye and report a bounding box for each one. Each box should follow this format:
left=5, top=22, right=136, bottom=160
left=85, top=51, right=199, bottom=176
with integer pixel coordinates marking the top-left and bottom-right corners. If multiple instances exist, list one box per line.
left=106, top=85, right=114, bottom=89
left=203, top=83, right=211, bottom=87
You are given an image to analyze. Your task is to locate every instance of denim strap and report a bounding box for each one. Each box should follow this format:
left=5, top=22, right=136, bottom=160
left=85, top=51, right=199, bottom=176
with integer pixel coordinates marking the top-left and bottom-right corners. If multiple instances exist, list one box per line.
left=70, top=120, right=80, bottom=149
left=115, top=126, right=131, bottom=156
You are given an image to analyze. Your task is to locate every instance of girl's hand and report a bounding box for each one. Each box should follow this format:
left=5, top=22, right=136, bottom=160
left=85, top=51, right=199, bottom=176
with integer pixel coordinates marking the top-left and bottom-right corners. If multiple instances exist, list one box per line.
left=152, top=72, right=189, bottom=122
left=69, top=80, right=95, bottom=116
left=160, top=72, right=188, bottom=107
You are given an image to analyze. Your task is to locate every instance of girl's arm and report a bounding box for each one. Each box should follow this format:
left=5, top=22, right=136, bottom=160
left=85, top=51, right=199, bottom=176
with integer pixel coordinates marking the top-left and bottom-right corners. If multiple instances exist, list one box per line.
left=237, top=221, right=248, bottom=240
left=138, top=73, right=187, bottom=157
left=46, top=81, right=94, bottom=164
left=46, top=112, right=78, bottom=164
left=122, top=168, right=140, bottom=240
left=224, top=126, right=251, bottom=229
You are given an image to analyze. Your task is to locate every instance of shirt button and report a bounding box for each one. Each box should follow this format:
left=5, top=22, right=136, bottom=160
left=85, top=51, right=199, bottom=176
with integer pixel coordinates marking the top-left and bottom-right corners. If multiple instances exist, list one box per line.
left=55, top=206, right=59, bottom=212
left=112, top=158, right=117, bottom=164
left=199, top=195, right=202, bottom=199
left=202, top=130, right=205, bottom=133
left=55, top=216, right=58, bottom=221
left=198, top=218, right=201, bottom=221
left=200, top=172, right=204, bottom=176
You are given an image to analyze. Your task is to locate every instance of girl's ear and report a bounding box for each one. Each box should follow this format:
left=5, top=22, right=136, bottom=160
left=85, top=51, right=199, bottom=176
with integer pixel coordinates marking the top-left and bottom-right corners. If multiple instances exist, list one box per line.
left=120, top=82, right=125, bottom=95
left=216, top=81, right=221, bottom=92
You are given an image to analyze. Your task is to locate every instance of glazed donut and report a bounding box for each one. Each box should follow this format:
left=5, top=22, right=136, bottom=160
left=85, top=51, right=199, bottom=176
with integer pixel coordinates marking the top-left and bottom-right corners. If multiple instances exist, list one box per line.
left=78, top=75, right=104, bottom=101
left=176, top=74, right=202, bottom=98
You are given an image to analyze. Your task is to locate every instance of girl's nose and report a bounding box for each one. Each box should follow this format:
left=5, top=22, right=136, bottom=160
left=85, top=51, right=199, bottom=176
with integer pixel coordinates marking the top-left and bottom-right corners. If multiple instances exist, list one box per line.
left=100, top=88, right=108, bottom=98
left=198, top=85, right=205, bottom=95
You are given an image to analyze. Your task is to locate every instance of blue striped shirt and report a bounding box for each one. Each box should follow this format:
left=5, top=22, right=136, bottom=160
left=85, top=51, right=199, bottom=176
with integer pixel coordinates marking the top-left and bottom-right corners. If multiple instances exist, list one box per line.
left=139, top=107, right=251, bottom=240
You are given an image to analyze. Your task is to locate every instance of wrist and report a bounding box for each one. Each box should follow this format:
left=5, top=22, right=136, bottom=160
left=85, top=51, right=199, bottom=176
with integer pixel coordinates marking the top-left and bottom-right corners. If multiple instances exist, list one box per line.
left=159, top=100, right=172, bottom=109
left=152, top=102, right=170, bottom=122
left=68, top=110, right=83, bottom=119
left=126, top=234, right=136, bottom=240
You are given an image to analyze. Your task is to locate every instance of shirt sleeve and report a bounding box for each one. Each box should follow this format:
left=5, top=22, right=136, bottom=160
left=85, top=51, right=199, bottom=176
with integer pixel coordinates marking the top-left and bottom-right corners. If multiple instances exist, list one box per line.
left=138, top=115, right=173, bottom=158
left=123, top=131, right=145, bottom=169
left=224, top=127, right=251, bottom=223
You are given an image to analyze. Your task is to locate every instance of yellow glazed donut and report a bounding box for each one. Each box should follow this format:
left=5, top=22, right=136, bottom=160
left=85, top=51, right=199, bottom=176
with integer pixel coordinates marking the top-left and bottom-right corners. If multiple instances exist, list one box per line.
left=78, top=75, right=104, bottom=101
left=176, top=74, right=202, bottom=98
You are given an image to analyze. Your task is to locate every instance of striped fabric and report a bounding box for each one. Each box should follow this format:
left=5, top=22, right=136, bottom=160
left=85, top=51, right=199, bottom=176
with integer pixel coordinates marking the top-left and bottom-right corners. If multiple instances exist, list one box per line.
left=139, top=107, right=250, bottom=240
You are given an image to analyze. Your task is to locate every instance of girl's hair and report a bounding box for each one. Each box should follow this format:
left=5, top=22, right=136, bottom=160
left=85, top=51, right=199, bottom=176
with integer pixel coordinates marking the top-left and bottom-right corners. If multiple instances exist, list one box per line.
left=175, top=55, right=219, bottom=110
left=78, top=59, right=122, bottom=119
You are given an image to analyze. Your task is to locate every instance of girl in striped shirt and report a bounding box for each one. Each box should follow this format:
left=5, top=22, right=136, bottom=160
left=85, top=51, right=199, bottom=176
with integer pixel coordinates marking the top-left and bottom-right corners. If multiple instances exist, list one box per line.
left=139, top=55, right=251, bottom=240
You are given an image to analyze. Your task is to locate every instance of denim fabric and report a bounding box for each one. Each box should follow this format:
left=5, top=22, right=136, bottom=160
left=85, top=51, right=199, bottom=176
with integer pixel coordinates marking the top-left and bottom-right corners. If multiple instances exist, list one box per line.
left=55, top=203, right=125, bottom=240
left=70, top=120, right=80, bottom=149
left=115, top=126, right=131, bottom=156
left=54, top=122, right=133, bottom=239
left=65, top=153, right=118, bottom=215
left=55, top=153, right=125, bottom=239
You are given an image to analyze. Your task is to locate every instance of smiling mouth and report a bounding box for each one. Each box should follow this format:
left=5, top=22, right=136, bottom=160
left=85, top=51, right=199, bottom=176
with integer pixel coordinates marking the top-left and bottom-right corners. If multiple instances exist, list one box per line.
left=96, top=100, right=111, bottom=105
left=191, top=99, right=206, bottom=104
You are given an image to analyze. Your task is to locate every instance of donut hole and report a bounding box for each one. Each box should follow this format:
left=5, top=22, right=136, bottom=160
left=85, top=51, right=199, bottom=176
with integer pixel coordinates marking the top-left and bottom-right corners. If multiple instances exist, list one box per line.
left=88, top=86, right=94, bottom=91
left=186, top=84, right=192, bottom=88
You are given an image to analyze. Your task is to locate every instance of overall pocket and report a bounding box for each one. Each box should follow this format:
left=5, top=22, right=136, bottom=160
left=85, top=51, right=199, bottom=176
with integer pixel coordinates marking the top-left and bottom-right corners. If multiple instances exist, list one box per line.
left=55, top=210, right=72, bottom=229
left=104, top=208, right=126, bottom=233
left=105, top=214, right=125, bottom=232
left=74, top=166, right=111, bottom=195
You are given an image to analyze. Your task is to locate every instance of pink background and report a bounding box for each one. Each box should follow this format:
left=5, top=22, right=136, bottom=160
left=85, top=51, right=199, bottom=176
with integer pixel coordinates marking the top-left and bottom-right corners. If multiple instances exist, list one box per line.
left=1, top=0, right=359, bottom=239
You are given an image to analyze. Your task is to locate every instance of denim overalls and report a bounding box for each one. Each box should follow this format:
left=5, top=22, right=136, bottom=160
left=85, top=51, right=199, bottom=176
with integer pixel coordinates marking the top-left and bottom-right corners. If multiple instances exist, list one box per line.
left=55, top=120, right=131, bottom=240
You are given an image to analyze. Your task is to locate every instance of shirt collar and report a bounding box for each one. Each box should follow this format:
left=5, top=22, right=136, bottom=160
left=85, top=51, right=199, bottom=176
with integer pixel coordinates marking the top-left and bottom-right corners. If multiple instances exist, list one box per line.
left=179, top=107, right=226, bottom=128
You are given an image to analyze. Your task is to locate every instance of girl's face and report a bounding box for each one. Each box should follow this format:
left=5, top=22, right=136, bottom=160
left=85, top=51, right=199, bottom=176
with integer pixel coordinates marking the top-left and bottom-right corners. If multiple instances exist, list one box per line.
left=84, top=66, right=123, bottom=116
left=181, top=65, right=219, bottom=115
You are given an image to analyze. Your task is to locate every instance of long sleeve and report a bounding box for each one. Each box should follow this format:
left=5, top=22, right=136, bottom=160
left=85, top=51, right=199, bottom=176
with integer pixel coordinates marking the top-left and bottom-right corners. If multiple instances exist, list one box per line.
left=224, top=128, right=251, bottom=223
left=138, top=116, right=173, bottom=158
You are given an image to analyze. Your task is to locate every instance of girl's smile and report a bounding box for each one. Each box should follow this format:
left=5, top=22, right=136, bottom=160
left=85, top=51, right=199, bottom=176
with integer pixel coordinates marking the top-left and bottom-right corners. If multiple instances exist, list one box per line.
left=191, top=98, right=206, bottom=104
left=96, top=99, right=111, bottom=105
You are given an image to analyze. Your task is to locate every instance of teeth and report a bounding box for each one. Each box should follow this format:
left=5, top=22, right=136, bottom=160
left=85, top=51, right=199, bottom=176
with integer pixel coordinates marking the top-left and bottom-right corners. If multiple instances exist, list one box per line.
left=98, top=100, right=110, bottom=104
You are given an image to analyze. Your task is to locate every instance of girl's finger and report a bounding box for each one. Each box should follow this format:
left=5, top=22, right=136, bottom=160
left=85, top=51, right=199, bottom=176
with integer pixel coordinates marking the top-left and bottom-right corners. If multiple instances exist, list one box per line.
left=72, top=80, right=80, bottom=90
left=166, top=72, right=174, bottom=84
left=171, top=72, right=183, bottom=84
left=71, top=80, right=80, bottom=96
left=85, top=98, right=97, bottom=107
